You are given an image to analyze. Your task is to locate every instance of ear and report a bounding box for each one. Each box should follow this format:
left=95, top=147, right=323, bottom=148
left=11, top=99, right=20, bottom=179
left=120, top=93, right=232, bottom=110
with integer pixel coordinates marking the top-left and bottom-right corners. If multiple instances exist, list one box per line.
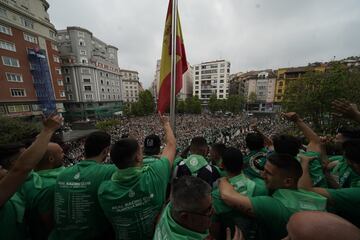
left=284, top=177, right=294, bottom=188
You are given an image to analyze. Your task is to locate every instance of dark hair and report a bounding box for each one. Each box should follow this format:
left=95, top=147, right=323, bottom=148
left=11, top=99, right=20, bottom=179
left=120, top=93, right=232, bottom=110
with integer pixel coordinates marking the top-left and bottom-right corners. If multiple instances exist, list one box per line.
left=246, top=133, right=264, bottom=151
left=343, top=139, right=360, bottom=164
left=171, top=176, right=211, bottom=212
left=267, top=153, right=303, bottom=180
left=222, top=147, right=243, bottom=174
left=190, top=137, right=208, bottom=155
left=84, top=131, right=111, bottom=158
left=111, top=138, right=139, bottom=169
left=338, top=128, right=360, bottom=140
left=211, top=143, right=226, bottom=155
left=272, top=135, right=301, bottom=157
left=144, top=134, right=161, bottom=155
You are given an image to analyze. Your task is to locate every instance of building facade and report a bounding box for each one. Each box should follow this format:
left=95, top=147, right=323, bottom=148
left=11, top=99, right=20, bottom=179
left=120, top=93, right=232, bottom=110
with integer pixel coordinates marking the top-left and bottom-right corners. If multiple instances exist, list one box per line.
left=57, top=26, right=122, bottom=119
left=120, top=69, right=141, bottom=103
left=0, top=0, right=65, bottom=117
left=193, top=59, right=231, bottom=105
left=274, top=64, right=326, bottom=104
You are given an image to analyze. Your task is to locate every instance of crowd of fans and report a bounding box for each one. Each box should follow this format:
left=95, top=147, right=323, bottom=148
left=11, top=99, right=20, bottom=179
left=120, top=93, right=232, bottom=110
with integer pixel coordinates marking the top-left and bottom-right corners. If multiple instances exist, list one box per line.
left=0, top=99, right=360, bottom=240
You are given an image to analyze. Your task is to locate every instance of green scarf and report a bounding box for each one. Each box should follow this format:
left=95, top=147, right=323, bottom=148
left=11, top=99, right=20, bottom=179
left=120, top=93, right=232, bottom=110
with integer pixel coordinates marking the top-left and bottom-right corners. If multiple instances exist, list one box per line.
left=32, top=166, right=65, bottom=189
left=111, top=166, right=149, bottom=187
left=153, top=204, right=209, bottom=240
left=273, top=189, right=327, bottom=212
left=184, top=154, right=208, bottom=174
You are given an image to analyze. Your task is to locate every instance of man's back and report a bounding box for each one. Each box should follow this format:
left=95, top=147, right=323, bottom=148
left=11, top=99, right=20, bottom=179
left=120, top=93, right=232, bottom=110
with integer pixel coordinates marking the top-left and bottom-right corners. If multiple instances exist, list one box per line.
left=50, top=160, right=116, bottom=240
left=98, top=157, right=171, bottom=240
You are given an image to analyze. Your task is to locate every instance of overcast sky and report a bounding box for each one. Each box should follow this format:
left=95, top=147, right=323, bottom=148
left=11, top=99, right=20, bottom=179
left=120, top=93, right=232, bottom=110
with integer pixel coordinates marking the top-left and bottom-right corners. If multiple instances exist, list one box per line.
left=47, top=0, right=360, bottom=88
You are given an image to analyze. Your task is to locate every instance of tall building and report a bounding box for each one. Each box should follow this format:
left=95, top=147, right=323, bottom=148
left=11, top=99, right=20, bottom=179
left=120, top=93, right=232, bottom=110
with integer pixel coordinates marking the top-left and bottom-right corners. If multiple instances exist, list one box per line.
left=56, top=26, right=122, bottom=119
left=120, top=69, right=141, bottom=103
left=193, top=60, right=231, bottom=105
left=0, top=0, right=65, bottom=117
left=229, top=72, right=245, bottom=96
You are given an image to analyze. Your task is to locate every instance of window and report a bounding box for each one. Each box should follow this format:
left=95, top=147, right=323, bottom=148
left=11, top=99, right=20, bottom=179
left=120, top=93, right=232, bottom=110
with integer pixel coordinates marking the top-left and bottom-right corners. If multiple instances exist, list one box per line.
left=65, top=77, right=71, bottom=83
left=32, top=104, right=41, bottom=111
left=219, top=95, right=224, bottom=98
left=2, top=56, right=20, bottom=67
left=83, top=78, right=90, bottom=83
left=10, top=88, right=26, bottom=97
left=101, top=88, right=105, bottom=92
left=8, top=105, right=30, bottom=113
left=0, top=40, right=16, bottom=51
left=84, top=86, right=92, bottom=91
left=49, top=30, right=55, bottom=38
left=81, top=68, right=90, bottom=74
left=0, top=24, right=12, bottom=35
left=100, top=80, right=104, bottom=84
left=53, top=56, right=60, bottom=63
left=6, top=73, right=22, bottom=82
left=55, top=68, right=61, bottom=75
left=51, top=42, right=58, bottom=51
left=78, top=31, right=85, bottom=37
left=67, top=94, right=73, bottom=100
left=66, top=86, right=72, bottom=92
left=279, top=82, right=283, bottom=87
left=80, top=50, right=87, bottom=55
left=80, top=57, right=87, bottom=64
left=24, top=33, right=38, bottom=43
left=85, top=94, right=92, bottom=100
left=60, top=91, right=66, bottom=97
left=0, top=7, right=7, bottom=17
left=277, top=89, right=282, bottom=94
left=57, top=80, right=63, bottom=86
left=21, top=17, right=34, bottom=29
left=64, top=68, right=69, bottom=74
left=79, top=40, right=85, bottom=46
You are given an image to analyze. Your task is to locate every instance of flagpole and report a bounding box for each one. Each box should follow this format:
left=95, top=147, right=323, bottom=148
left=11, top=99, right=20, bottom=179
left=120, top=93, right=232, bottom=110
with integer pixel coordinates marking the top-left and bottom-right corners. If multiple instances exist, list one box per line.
left=170, top=0, right=178, bottom=132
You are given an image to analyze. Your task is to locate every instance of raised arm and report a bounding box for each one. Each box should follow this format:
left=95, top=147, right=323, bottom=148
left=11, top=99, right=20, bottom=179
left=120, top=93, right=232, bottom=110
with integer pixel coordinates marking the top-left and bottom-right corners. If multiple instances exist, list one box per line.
left=282, top=112, right=321, bottom=153
left=159, top=114, right=176, bottom=167
left=0, top=114, right=63, bottom=207
left=218, top=178, right=255, bottom=218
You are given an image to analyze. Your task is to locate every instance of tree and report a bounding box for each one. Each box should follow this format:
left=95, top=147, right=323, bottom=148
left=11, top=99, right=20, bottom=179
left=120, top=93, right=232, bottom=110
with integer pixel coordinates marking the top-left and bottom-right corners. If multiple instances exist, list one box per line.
left=0, top=117, right=40, bottom=144
left=227, top=95, right=245, bottom=114
left=208, top=94, right=218, bottom=113
left=177, top=100, right=186, bottom=114
left=185, top=96, right=202, bottom=114
left=283, top=63, right=360, bottom=133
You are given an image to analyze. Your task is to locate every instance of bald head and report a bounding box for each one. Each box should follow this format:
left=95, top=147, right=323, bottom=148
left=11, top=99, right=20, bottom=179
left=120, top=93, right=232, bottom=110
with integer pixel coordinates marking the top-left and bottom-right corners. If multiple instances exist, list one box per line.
left=36, top=143, right=64, bottom=170
left=284, top=211, right=360, bottom=240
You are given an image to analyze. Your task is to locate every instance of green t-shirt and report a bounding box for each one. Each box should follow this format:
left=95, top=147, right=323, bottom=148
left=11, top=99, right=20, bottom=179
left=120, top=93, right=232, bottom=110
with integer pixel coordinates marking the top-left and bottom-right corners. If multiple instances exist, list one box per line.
left=98, top=157, right=171, bottom=240
left=299, top=151, right=328, bottom=187
left=153, top=204, right=210, bottom=240
left=250, top=189, right=327, bottom=240
left=50, top=160, right=117, bottom=240
left=329, top=156, right=360, bottom=188
left=243, top=148, right=267, bottom=179
left=20, top=166, right=65, bottom=239
left=0, top=193, right=28, bottom=240
left=327, top=187, right=360, bottom=227
left=143, top=155, right=161, bottom=165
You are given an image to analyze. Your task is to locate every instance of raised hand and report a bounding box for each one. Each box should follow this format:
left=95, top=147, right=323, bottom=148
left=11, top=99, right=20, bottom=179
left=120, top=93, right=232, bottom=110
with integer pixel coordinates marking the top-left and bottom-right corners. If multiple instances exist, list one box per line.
left=158, top=112, right=170, bottom=126
left=281, top=112, right=301, bottom=122
left=332, top=99, right=360, bottom=122
left=226, top=226, right=244, bottom=240
left=42, top=113, right=63, bottom=132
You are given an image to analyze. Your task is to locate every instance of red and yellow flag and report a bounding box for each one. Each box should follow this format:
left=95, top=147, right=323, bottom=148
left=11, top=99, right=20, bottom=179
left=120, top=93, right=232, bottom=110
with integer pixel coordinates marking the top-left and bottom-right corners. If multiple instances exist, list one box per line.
left=157, top=0, right=188, bottom=114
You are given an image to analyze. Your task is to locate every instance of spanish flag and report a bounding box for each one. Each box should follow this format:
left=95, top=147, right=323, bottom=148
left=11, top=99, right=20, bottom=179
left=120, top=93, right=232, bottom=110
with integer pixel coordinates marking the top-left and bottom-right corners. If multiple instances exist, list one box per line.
left=157, top=0, right=188, bottom=114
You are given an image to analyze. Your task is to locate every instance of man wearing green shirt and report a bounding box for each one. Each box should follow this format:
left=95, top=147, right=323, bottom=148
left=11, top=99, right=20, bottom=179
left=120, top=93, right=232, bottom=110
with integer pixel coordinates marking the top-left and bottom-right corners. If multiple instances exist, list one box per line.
left=219, top=153, right=327, bottom=240
left=50, top=131, right=116, bottom=240
left=20, top=142, right=65, bottom=240
left=98, top=115, right=176, bottom=240
left=212, top=147, right=268, bottom=239
left=299, top=139, right=360, bottom=228
left=0, top=114, right=63, bottom=240
left=154, top=176, right=213, bottom=240
left=243, top=133, right=267, bottom=180
left=143, top=134, right=161, bottom=165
